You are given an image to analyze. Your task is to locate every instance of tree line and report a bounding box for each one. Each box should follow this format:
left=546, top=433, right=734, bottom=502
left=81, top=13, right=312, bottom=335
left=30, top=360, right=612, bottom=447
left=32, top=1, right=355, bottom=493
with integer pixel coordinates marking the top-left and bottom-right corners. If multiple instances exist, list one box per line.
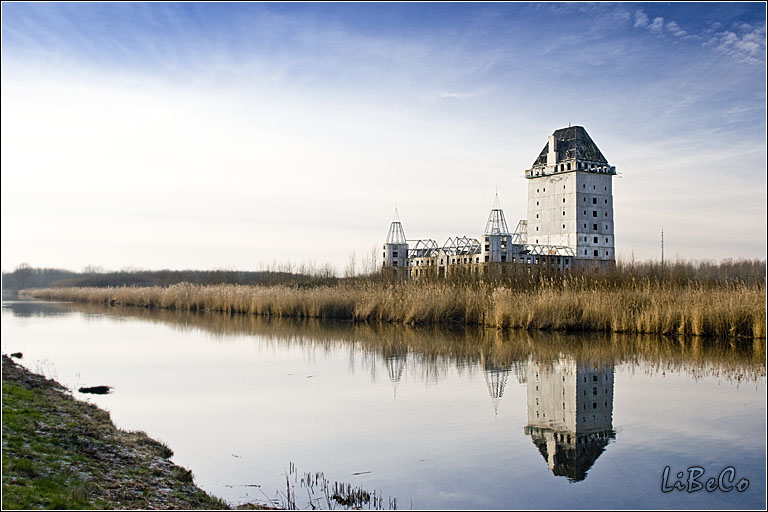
left=2, top=264, right=338, bottom=291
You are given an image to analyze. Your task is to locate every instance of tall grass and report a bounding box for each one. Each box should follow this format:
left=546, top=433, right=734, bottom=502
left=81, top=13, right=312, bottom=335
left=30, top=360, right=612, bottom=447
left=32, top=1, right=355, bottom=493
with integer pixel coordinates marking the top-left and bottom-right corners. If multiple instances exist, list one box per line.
left=26, top=271, right=766, bottom=339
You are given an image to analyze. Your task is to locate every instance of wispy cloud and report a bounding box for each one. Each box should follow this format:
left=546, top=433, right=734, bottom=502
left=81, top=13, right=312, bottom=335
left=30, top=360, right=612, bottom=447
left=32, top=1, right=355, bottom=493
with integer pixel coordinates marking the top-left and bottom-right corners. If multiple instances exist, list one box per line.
left=666, top=21, right=687, bottom=37
left=648, top=17, right=665, bottom=32
left=704, top=24, right=766, bottom=64
left=1, top=3, right=765, bottom=268
left=633, top=9, right=649, bottom=28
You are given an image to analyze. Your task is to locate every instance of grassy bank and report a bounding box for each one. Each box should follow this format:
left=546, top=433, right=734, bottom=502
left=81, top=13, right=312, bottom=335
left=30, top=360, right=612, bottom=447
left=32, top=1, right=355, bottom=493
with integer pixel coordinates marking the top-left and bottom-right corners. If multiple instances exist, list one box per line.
left=1, top=355, right=231, bottom=510
left=26, top=276, right=766, bottom=339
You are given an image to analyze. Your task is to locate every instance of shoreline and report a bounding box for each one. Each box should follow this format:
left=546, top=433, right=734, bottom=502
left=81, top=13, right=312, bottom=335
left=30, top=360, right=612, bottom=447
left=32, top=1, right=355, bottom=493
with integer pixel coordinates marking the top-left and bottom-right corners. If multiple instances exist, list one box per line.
left=1, top=354, right=237, bottom=510
left=23, top=281, right=767, bottom=339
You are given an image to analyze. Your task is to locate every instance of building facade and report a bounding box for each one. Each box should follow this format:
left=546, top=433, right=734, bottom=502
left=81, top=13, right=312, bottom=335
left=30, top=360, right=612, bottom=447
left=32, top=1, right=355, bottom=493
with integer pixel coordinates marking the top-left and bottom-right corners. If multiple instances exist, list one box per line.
left=525, top=126, right=616, bottom=266
left=382, top=126, right=616, bottom=276
left=523, top=357, right=615, bottom=482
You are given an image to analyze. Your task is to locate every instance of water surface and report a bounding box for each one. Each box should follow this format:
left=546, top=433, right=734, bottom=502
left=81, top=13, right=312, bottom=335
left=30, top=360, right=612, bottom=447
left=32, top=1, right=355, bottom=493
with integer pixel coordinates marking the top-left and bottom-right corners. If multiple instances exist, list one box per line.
left=1, top=301, right=765, bottom=509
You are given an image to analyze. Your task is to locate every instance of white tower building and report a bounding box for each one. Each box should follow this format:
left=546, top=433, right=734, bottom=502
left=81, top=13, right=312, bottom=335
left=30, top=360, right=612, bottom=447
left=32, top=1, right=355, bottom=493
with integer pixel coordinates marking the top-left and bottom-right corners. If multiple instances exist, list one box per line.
left=524, top=357, right=615, bottom=481
left=382, top=209, right=408, bottom=272
left=525, top=126, right=616, bottom=266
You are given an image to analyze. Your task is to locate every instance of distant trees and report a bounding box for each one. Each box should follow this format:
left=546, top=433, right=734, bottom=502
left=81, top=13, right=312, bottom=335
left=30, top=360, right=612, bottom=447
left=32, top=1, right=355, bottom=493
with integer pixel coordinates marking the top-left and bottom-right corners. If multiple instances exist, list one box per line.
left=1, top=265, right=341, bottom=290
left=14, top=263, right=33, bottom=290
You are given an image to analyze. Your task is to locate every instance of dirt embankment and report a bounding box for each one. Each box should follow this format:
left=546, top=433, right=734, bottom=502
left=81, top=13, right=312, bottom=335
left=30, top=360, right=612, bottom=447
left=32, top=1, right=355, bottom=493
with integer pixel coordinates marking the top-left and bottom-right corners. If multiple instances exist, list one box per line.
left=2, top=354, right=233, bottom=510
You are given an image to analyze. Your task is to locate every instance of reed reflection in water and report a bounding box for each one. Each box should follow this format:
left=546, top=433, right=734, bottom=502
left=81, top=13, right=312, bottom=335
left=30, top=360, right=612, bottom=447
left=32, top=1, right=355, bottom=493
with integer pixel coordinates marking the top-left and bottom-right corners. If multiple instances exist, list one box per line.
left=1, top=300, right=765, bottom=510
left=11, top=300, right=762, bottom=386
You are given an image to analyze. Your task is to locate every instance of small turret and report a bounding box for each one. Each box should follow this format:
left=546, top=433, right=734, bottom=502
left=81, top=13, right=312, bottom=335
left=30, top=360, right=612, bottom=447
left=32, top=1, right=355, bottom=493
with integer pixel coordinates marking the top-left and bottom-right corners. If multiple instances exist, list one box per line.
left=483, top=193, right=518, bottom=263
left=383, top=208, right=408, bottom=273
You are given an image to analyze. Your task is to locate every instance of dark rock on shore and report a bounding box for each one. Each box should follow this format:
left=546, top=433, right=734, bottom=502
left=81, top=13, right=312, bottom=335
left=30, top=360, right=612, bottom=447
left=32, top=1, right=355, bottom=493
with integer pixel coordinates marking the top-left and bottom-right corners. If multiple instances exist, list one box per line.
left=78, top=385, right=113, bottom=395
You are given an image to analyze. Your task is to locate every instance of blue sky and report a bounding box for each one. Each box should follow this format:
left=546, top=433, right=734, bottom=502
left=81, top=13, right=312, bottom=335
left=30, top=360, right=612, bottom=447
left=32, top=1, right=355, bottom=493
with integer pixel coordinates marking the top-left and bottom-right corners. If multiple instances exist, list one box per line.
left=1, top=2, right=766, bottom=272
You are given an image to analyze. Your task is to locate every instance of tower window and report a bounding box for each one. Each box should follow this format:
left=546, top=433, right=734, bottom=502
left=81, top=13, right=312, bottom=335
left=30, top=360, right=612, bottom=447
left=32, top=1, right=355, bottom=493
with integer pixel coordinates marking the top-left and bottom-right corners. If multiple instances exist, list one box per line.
left=593, top=250, right=598, bottom=256
left=605, top=199, right=608, bottom=204
left=592, top=211, right=597, bottom=217
left=605, top=238, right=608, bottom=243
left=536, top=214, right=539, bottom=218
left=563, top=198, right=566, bottom=203
left=593, top=237, right=598, bottom=243
left=592, top=197, right=597, bottom=204
left=563, top=224, right=566, bottom=229
left=536, top=226, right=539, bottom=231
left=606, top=251, right=609, bottom=256
left=593, top=224, right=598, bottom=230
left=563, top=211, right=566, bottom=216
left=537, top=189, right=539, bottom=193
left=536, top=201, right=539, bottom=206
left=605, top=212, right=608, bottom=217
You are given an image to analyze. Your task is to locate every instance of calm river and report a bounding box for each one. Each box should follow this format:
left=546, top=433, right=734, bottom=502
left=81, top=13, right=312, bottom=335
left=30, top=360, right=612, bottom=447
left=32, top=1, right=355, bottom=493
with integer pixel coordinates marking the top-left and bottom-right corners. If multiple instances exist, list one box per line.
left=1, top=300, right=765, bottom=510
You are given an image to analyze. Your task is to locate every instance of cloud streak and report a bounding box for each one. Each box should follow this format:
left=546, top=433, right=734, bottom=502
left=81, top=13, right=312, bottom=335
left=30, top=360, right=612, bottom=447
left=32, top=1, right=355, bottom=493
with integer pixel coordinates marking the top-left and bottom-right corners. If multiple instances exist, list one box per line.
left=1, top=3, right=765, bottom=270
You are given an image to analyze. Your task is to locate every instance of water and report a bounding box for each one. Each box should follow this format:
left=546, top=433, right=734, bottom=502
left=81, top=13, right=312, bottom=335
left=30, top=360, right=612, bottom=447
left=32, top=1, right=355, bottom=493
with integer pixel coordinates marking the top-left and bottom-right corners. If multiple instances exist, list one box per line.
left=2, top=300, right=765, bottom=510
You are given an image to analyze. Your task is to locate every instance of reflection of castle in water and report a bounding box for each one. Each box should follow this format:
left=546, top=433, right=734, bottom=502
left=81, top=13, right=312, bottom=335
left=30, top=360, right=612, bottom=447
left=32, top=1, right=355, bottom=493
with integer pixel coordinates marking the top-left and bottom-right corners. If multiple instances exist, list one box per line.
left=482, top=355, right=528, bottom=416
left=523, top=358, right=615, bottom=482
left=383, top=345, right=408, bottom=398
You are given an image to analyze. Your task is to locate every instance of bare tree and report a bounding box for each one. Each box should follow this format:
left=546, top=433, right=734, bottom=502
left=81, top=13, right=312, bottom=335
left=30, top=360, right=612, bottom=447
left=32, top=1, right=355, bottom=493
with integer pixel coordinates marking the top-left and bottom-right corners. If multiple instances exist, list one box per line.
left=344, top=250, right=358, bottom=278
left=14, top=263, right=33, bottom=290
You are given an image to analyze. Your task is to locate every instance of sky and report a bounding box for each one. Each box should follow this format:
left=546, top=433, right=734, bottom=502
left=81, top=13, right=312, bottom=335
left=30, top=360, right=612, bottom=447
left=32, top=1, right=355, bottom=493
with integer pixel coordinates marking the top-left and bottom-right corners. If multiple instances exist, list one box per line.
left=1, top=2, right=766, bottom=274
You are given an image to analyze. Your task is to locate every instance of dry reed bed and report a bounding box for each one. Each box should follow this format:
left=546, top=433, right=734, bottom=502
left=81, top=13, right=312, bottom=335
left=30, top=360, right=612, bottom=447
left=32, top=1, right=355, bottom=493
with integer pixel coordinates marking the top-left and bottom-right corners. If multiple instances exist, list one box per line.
left=27, top=281, right=766, bottom=339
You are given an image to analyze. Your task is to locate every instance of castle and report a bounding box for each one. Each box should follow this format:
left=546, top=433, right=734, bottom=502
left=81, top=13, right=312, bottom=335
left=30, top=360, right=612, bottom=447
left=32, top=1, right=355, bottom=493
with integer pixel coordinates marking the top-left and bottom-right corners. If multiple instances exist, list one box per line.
left=523, top=358, right=615, bottom=482
left=382, top=126, right=617, bottom=277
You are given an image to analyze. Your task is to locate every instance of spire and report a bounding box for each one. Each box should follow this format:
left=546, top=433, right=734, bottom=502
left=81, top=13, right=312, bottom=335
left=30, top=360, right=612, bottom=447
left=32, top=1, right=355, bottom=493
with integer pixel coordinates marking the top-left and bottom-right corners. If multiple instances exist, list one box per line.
left=386, top=208, right=406, bottom=244
left=484, top=192, right=510, bottom=235
left=483, top=357, right=511, bottom=419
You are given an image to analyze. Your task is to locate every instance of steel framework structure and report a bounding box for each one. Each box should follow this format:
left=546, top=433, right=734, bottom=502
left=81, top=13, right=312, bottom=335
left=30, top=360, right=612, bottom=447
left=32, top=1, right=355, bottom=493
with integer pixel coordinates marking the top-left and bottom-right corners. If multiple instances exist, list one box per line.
left=523, top=244, right=576, bottom=257
left=441, top=236, right=482, bottom=256
left=484, top=193, right=510, bottom=235
left=406, top=239, right=439, bottom=259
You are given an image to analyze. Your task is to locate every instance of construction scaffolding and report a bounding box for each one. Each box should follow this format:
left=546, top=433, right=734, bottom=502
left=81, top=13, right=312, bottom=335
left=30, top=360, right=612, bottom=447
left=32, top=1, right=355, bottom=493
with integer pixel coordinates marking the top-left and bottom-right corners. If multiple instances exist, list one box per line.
left=441, top=236, right=482, bottom=256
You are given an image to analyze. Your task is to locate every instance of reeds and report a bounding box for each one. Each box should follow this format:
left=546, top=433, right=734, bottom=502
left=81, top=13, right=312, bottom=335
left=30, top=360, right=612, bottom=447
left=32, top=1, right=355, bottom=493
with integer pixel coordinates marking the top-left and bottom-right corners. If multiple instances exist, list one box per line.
left=26, top=274, right=766, bottom=339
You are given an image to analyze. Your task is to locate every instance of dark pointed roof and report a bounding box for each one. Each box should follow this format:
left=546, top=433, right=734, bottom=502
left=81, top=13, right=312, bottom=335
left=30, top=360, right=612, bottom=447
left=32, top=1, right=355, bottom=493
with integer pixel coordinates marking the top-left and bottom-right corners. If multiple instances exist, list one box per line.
left=532, top=433, right=613, bottom=482
left=532, top=126, right=608, bottom=167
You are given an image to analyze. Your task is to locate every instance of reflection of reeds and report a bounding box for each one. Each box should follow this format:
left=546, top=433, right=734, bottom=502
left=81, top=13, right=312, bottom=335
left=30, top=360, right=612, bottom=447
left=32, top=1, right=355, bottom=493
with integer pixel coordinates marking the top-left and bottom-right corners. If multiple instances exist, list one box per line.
left=27, top=301, right=766, bottom=384
left=271, top=462, right=396, bottom=510
left=26, top=279, right=766, bottom=339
